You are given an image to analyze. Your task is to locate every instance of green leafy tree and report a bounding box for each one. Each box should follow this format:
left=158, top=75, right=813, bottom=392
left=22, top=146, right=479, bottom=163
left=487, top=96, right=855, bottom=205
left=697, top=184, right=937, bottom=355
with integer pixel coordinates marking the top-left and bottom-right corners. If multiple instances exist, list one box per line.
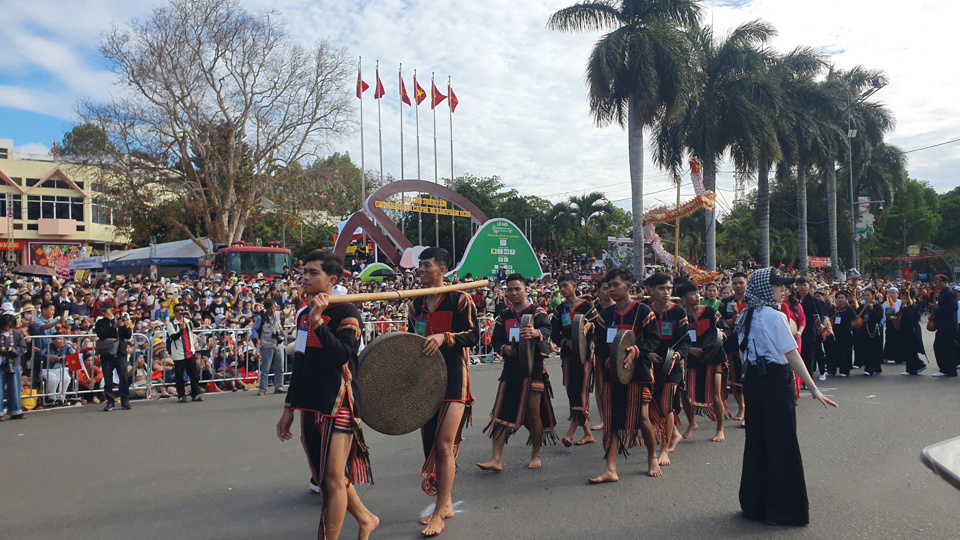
left=548, top=0, right=702, bottom=277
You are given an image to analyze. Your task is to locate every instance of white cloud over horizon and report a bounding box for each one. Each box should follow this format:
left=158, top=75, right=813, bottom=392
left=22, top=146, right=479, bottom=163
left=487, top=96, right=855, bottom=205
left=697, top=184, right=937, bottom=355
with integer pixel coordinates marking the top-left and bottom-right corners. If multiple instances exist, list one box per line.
left=1, top=0, right=958, bottom=215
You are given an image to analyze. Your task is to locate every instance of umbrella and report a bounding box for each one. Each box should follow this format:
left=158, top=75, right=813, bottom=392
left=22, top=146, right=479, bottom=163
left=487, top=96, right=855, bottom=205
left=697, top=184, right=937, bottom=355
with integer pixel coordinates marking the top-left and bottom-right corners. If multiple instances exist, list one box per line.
left=12, top=265, right=56, bottom=277
left=359, top=263, right=396, bottom=283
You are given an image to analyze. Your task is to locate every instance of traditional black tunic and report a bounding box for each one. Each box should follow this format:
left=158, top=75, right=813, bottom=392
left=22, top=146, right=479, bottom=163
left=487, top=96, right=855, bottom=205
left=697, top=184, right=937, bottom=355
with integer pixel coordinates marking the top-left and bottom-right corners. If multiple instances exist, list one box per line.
left=551, top=299, right=599, bottom=427
left=408, top=291, right=479, bottom=495
left=860, top=303, right=884, bottom=375
left=826, top=305, right=856, bottom=376
left=593, top=300, right=660, bottom=454
left=649, top=301, right=691, bottom=424
left=484, top=303, right=558, bottom=444
left=685, top=305, right=730, bottom=419
left=720, top=295, right=749, bottom=387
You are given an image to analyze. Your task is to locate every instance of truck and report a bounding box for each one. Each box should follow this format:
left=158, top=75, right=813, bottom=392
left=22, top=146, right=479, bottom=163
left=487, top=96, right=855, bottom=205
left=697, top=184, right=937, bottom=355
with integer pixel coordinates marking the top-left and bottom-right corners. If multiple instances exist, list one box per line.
left=199, top=241, right=292, bottom=279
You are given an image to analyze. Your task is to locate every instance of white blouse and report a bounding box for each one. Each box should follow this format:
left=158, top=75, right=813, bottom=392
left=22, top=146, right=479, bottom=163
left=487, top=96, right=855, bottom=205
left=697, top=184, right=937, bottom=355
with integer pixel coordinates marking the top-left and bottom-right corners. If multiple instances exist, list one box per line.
left=736, top=306, right=798, bottom=366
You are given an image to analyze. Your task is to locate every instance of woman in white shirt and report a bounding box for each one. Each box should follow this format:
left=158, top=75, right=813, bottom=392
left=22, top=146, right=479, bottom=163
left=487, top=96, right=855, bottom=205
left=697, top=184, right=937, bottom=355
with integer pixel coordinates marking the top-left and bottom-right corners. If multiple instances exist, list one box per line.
left=736, top=268, right=838, bottom=526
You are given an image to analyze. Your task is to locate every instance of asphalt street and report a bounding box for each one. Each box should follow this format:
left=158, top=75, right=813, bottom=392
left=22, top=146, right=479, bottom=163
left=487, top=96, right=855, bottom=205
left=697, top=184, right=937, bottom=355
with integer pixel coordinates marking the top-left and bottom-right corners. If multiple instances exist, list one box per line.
left=3, top=329, right=960, bottom=540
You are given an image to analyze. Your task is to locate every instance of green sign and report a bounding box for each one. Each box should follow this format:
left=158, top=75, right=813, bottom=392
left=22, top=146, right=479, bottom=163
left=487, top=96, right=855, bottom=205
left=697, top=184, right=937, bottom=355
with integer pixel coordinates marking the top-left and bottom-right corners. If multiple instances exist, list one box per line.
left=449, top=219, right=543, bottom=279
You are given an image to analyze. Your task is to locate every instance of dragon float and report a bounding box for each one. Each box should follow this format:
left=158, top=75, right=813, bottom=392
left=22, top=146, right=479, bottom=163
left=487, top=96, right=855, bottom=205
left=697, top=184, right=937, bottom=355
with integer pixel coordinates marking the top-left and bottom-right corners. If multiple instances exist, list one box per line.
left=643, top=158, right=721, bottom=284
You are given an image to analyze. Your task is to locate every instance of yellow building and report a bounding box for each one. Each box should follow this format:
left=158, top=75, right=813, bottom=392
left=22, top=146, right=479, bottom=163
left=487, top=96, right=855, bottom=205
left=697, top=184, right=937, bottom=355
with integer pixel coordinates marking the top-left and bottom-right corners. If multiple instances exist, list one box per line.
left=0, top=138, right=127, bottom=273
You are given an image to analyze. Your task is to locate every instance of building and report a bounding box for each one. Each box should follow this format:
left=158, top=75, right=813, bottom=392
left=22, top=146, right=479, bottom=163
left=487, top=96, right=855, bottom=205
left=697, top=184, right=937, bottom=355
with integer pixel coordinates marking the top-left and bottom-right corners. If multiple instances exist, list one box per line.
left=0, top=138, right=127, bottom=274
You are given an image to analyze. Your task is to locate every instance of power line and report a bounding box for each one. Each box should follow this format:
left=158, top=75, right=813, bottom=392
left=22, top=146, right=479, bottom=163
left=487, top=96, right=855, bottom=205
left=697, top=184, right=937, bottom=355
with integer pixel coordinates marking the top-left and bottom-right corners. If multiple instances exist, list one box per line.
left=903, top=137, right=960, bottom=155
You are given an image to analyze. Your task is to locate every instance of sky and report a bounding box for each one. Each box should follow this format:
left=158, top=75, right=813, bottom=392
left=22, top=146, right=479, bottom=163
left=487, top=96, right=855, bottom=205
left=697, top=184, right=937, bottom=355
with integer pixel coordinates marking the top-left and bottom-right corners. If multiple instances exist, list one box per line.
left=1, top=0, right=958, bottom=219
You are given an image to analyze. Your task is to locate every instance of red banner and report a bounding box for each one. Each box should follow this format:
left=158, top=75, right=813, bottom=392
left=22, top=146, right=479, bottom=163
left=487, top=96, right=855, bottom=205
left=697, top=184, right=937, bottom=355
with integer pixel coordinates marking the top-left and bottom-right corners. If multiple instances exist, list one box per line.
left=808, top=256, right=831, bottom=268
left=901, top=266, right=911, bottom=281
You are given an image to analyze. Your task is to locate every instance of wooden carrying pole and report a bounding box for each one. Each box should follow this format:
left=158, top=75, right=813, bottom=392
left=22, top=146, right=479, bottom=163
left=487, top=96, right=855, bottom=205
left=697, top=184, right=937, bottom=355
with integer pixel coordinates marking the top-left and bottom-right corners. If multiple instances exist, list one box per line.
left=329, top=279, right=489, bottom=304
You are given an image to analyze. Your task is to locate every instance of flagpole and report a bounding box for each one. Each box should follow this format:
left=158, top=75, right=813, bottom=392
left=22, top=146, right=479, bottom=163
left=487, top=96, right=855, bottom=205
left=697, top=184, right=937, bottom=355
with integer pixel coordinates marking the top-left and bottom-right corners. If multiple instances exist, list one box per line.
left=449, top=76, right=456, bottom=266
left=432, top=72, right=439, bottom=247
left=359, top=57, right=367, bottom=256
left=375, top=60, right=384, bottom=263
left=399, top=63, right=405, bottom=236
left=415, top=69, right=422, bottom=246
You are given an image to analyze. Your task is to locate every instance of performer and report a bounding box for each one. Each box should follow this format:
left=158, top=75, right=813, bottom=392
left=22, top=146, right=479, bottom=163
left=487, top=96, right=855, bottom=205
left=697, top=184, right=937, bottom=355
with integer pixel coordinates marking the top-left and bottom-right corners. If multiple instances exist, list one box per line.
left=898, top=285, right=927, bottom=375
left=550, top=274, right=599, bottom=447
left=407, top=247, right=478, bottom=537
left=646, top=272, right=690, bottom=466
left=719, top=272, right=749, bottom=421
left=478, top=273, right=558, bottom=471
left=796, top=278, right=825, bottom=380
left=275, top=251, right=378, bottom=540
left=930, top=274, right=958, bottom=377
left=676, top=279, right=729, bottom=443
left=825, top=291, right=856, bottom=377
left=591, top=280, right=615, bottom=431
left=736, top=268, right=837, bottom=526
left=589, top=267, right=661, bottom=481
left=883, top=287, right=903, bottom=364
left=859, top=288, right=884, bottom=376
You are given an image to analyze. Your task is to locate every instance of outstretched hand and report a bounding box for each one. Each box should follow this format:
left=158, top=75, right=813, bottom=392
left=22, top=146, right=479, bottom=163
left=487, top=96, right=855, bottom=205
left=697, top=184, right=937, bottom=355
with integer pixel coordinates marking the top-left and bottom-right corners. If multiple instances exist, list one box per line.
left=812, top=389, right=838, bottom=409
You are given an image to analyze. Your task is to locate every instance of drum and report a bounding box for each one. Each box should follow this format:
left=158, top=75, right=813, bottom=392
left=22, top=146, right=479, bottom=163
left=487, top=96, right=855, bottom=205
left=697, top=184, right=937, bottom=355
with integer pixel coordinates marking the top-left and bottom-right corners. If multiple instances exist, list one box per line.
left=518, top=313, right=537, bottom=377
left=571, top=314, right=591, bottom=364
left=612, top=329, right=636, bottom=385
left=357, top=332, right=447, bottom=436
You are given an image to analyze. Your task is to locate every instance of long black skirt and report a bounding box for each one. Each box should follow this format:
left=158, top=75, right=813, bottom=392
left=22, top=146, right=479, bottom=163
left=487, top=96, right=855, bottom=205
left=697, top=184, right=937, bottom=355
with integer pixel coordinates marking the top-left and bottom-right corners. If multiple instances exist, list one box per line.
left=740, top=363, right=809, bottom=526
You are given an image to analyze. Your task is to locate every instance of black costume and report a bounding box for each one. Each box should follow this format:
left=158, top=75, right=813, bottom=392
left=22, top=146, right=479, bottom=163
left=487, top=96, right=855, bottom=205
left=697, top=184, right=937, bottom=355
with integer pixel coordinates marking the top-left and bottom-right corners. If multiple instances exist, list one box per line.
left=94, top=316, right=132, bottom=407
left=551, top=299, right=599, bottom=427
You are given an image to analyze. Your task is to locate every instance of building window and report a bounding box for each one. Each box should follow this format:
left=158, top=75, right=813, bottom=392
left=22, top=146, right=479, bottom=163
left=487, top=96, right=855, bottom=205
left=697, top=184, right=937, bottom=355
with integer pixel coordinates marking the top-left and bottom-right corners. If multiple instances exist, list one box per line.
left=25, top=178, right=41, bottom=187
left=0, top=148, right=7, bottom=159
left=27, top=195, right=84, bottom=220
left=26, top=224, right=37, bottom=231
left=27, top=196, right=39, bottom=220
left=76, top=225, right=85, bottom=232
left=0, top=193, right=22, bottom=219
left=10, top=177, right=21, bottom=186
left=92, top=200, right=112, bottom=225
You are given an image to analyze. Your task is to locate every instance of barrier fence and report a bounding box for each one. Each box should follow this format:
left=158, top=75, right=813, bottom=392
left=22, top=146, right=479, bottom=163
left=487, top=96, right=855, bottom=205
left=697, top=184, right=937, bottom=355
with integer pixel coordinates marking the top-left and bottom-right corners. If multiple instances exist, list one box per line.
left=11, top=314, right=501, bottom=409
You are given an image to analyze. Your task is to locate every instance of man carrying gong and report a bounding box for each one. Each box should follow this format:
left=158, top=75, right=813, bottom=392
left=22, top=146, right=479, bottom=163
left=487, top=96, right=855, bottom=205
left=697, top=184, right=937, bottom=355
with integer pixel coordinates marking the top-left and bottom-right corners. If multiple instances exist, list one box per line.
left=407, top=247, right=479, bottom=537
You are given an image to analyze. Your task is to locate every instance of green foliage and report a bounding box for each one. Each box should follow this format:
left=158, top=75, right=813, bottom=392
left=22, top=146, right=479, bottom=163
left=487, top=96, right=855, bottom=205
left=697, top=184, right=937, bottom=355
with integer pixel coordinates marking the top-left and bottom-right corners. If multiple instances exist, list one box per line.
left=57, top=124, right=114, bottom=157
left=934, top=186, right=960, bottom=249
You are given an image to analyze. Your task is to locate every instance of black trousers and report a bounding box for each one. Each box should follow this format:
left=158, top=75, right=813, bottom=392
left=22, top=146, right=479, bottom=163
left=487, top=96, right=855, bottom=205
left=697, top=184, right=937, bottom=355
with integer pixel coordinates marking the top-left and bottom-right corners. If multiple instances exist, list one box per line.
left=174, top=356, right=201, bottom=398
left=740, top=363, right=809, bottom=526
left=101, top=354, right=130, bottom=406
left=800, top=336, right=818, bottom=376
left=934, top=331, right=957, bottom=376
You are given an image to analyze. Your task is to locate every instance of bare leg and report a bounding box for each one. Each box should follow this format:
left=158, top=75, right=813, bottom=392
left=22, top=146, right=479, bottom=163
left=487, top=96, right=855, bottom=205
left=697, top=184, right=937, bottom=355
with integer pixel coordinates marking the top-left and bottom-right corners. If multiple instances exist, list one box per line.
left=639, top=403, right=662, bottom=477
left=525, top=392, right=543, bottom=469
left=346, top=484, right=379, bottom=540
left=588, top=444, right=619, bottom=483
left=731, top=386, right=745, bottom=421
left=591, top=366, right=605, bottom=431
left=476, top=433, right=505, bottom=472
left=711, top=373, right=725, bottom=442
left=576, top=422, right=594, bottom=445
left=563, top=420, right=577, bottom=447
left=320, top=431, right=354, bottom=540
left=421, top=403, right=465, bottom=536
left=681, top=395, right=698, bottom=439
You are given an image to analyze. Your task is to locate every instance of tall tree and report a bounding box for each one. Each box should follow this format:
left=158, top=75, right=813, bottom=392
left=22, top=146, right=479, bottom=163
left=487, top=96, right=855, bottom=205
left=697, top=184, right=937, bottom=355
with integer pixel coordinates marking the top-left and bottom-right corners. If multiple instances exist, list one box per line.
left=79, top=0, right=352, bottom=253
left=566, top=192, right=615, bottom=250
left=653, top=20, right=778, bottom=271
left=548, top=0, right=702, bottom=278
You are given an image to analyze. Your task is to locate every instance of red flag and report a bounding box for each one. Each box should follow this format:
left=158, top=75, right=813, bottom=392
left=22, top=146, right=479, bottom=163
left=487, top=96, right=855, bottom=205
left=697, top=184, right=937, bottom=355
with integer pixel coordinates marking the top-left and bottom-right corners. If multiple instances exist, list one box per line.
left=431, top=82, right=446, bottom=109
left=448, top=85, right=459, bottom=113
left=65, top=353, right=85, bottom=375
left=787, top=261, right=793, bottom=271
left=413, top=76, right=427, bottom=105
left=400, top=74, right=412, bottom=106
left=356, top=71, right=369, bottom=99
left=374, top=68, right=385, bottom=99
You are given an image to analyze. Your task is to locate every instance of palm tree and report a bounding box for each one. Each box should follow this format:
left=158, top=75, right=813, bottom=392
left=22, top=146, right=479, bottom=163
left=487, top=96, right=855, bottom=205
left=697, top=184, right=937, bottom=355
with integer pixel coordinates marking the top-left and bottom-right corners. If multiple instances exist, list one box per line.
left=548, top=0, right=702, bottom=278
left=568, top=192, right=615, bottom=250
left=652, top=19, right=778, bottom=272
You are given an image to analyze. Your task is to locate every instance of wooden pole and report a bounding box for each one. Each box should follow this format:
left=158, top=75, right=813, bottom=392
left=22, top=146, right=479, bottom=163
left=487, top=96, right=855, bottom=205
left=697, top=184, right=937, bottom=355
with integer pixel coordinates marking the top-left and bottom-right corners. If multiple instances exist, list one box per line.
left=329, top=279, right=489, bottom=304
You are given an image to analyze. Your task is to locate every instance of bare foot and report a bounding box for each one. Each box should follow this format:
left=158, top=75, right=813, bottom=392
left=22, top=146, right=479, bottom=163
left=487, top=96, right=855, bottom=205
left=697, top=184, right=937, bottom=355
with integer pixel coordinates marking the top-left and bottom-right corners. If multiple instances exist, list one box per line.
left=667, top=431, right=683, bottom=453
left=420, top=512, right=445, bottom=537
left=591, top=422, right=604, bottom=431
left=419, top=506, right=454, bottom=525
left=682, top=421, right=699, bottom=439
left=561, top=437, right=573, bottom=448
left=739, top=421, right=746, bottom=428
left=588, top=470, right=619, bottom=483
left=476, top=459, right=502, bottom=472
left=575, top=434, right=595, bottom=445
left=359, top=513, right=380, bottom=540
left=658, top=451, right=672, bottom=467
left=712, top=429, right=725, bottom=442
left=732, top=410, right=744, bottom=421
left=647, top=457, right=663, bottom=477
left=528, top=456, right=542, bottom=469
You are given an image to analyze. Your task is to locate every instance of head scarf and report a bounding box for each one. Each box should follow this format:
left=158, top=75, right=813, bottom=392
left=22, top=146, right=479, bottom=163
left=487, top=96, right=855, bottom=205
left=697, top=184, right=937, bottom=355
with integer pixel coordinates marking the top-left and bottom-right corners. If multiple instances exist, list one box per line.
left=745, top=268, right=779, bottom=309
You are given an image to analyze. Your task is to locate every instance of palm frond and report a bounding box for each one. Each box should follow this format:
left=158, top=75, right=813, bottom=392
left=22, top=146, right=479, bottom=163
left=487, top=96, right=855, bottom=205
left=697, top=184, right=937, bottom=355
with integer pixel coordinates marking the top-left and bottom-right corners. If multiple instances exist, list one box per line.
left=547, top=1, right=625, bottom=32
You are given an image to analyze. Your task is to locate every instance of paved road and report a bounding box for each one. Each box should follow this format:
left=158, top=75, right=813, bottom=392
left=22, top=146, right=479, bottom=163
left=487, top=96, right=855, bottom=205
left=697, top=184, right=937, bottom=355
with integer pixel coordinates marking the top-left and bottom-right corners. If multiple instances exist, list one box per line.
left=3, top=330, right=960, bottom=539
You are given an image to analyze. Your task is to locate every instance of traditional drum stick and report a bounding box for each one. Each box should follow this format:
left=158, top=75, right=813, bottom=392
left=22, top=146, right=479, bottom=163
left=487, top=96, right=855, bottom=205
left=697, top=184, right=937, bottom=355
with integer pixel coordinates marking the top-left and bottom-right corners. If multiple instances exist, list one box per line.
left=632, top=295, right=682, bottom=301
left=328, top=279, right=490, bottom=304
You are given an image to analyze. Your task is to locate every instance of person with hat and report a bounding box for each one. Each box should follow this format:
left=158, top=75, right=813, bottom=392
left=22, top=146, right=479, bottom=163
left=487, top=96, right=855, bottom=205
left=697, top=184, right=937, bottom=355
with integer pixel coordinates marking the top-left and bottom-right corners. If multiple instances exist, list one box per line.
left=735, top=268, right=837, bottom=526
left=165, top=306, right=203, bottom=403
left=94, top=300, right=134, bottom=411
left=275, top=250, right=377, bottom=539
left=929, top=274, right=958, bottom=377
left=407, top=247, right=479, bottom=536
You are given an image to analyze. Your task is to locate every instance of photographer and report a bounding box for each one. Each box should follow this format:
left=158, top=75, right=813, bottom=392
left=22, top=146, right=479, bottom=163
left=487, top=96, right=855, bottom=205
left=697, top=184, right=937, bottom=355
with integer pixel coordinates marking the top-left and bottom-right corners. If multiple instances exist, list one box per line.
left=165, top=306, right=203, bottom=403
left=0, top=313, right=28, bottom=421
left=95, top=301, right=133, bottom=411
left=253, top=299, right=285, bottom=396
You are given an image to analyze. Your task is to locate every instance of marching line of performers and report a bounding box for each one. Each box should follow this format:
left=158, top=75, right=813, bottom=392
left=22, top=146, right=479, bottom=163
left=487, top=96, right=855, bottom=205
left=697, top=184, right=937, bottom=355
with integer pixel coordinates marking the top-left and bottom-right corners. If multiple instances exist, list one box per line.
left=281, top=248, right=960, bottom=537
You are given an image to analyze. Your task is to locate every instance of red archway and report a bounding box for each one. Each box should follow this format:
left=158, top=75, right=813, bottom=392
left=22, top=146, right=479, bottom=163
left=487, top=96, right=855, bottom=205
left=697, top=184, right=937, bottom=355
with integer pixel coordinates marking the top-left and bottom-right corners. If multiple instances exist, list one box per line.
left=334, top=179, right=489, bottom=265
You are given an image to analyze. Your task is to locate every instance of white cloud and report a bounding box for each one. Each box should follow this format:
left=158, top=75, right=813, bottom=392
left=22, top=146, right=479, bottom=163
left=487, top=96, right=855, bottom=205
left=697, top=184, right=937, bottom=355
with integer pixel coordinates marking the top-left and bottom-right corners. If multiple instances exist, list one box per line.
left=0, top=0, right=957, bottom=212
left=14, top=143, right=50, bottom=156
